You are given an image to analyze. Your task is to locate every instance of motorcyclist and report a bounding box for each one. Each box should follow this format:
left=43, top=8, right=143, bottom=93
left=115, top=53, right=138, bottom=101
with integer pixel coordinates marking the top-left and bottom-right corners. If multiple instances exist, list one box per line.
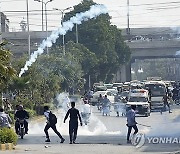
left=14, top=105, right=29, bottom=134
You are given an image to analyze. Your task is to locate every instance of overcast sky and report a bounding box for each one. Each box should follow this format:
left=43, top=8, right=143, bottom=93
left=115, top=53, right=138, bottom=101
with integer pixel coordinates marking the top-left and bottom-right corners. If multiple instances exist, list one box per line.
left=1, top=0, right=180, bottom=32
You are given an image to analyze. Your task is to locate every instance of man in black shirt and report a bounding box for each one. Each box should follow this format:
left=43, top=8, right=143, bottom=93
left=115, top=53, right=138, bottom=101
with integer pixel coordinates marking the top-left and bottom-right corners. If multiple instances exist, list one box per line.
left=14, top=105, right=29, bottom=134
left=64, top=101, right=82, bottom=144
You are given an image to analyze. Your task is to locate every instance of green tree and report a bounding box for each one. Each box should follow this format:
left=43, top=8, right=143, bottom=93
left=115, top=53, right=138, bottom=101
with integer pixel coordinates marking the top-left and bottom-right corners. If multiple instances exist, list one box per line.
left=59, top=0, right=131, bottom=84
left=0, top=41, right=16, bottom=106
left=0, top=41, right=16, bottom=87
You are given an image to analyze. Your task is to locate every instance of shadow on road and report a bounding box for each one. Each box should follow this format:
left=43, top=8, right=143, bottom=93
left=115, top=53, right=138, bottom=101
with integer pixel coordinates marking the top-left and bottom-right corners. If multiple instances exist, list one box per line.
left=17, top=135, right=124, bottom=145
left=16, top=134, right=180, bottom=153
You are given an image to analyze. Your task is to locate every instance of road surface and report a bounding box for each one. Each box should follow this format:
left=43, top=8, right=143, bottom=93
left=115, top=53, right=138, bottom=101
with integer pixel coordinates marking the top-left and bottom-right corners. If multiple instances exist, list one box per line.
left=2, top=103, right=180, bottom=154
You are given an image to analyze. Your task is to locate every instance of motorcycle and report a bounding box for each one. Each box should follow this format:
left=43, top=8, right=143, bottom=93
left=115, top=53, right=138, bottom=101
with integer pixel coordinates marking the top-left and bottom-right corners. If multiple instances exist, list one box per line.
left=17, top=119, right=26, bottom=139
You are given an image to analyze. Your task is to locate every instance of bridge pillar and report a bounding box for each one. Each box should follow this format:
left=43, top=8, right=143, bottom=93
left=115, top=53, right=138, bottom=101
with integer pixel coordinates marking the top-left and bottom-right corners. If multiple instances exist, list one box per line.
left=115, top=63, right=131, bottom=82
left=125, top=63, right=131, bottom=82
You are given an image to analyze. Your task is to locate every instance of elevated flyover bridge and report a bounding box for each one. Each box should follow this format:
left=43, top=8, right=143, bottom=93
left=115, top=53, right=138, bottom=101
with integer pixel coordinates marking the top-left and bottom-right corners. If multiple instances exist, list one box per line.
left=1, top=27, right=180, bottom=81
left=116, top=27, right=180, bottom=82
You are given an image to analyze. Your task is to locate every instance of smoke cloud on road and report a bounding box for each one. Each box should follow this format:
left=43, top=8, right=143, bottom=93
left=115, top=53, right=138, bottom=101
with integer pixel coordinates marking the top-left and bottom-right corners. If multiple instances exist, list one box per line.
left=29, top=93, right=121, bottom=136
left=142, top=113, right=180, bottom=137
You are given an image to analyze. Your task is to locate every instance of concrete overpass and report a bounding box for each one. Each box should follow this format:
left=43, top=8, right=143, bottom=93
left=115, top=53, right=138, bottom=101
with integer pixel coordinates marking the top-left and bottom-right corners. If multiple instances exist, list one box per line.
left=116, top=27, right=180, bottom=82
left=1, top=31, right=52, bottom=57
left=2, top=27, right=180, bottom=81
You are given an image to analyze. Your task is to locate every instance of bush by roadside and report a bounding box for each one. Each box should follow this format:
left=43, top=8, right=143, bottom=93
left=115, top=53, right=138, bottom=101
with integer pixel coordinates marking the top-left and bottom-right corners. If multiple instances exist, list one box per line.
left=0, top=128, right=17, bottom=144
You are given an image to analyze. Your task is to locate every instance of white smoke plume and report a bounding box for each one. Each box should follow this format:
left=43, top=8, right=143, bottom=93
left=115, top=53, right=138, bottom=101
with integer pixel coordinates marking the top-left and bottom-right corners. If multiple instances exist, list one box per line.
left=19, top=4, right=108, bottom=77
left=29, top=93, right=120, bottom=136
left=140, top=113, right=180, bottom=137
left=56, top=92, right=71, bottom=114
left=175, top=50, right=180, bottom=56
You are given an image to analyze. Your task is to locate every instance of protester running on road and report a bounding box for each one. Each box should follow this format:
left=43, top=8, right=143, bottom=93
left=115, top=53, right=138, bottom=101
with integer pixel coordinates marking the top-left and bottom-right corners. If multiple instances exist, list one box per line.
left=126, top=105, right=138, bottom=144
left=64, top=101, right=82, bottom=144
left=43, top=106, right=65, bottom=143
left=162, top=94, right=172, bottom=113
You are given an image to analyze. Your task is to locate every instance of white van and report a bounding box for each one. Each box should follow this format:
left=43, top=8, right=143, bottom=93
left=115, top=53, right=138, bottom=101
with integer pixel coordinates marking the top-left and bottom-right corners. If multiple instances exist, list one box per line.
left=126, top=89, right=151, bottom=117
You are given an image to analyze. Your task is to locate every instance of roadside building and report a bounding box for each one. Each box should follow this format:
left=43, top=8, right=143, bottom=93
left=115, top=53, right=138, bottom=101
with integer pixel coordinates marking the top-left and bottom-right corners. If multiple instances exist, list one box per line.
left=0, top=12, right=9, bottom=33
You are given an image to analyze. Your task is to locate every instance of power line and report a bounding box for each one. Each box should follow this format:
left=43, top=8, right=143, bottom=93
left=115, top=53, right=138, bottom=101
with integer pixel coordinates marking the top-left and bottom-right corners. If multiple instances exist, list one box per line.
left=147, top=5, right=180, bottom=10
left=0, top=0, right=24, bottom=2
left=115, top=1, right=180, bottom=8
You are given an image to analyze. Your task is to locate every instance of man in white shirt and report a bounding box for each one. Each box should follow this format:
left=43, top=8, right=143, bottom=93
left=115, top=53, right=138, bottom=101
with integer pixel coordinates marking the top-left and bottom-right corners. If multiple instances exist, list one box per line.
left=102, top=95, right=111, bottom=116
left=0, top=108, right=12, bottom=128
left=126, top=105, right=138, bottom=143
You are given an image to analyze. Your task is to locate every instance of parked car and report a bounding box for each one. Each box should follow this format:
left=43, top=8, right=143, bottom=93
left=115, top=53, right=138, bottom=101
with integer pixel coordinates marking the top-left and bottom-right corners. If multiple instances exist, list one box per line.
left=104, top=83, right=113, bottom=89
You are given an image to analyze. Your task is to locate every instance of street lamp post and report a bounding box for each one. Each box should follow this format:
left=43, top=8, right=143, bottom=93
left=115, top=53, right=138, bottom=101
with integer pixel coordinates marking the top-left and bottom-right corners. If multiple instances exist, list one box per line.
left=53, top=7, right=72, bottom=55
left=41, top=0, right=44, bottom=31
left=26, top=0, right=31, bottom=56
left=127, top=0, right=130, bottom=35
left=34, top=0, right=53, bottom=54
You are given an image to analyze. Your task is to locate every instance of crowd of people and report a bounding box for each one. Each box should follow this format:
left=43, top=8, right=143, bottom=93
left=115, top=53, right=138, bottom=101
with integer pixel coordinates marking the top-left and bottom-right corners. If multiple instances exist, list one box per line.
left=0, top=101, right=84, bottom=144
left=0, top=98, right=139, bottom=145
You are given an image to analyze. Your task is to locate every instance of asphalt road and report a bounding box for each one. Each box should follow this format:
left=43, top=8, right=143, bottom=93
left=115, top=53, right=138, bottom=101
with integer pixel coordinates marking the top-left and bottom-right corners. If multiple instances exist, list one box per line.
left=2, top=103, right=180, bottom=154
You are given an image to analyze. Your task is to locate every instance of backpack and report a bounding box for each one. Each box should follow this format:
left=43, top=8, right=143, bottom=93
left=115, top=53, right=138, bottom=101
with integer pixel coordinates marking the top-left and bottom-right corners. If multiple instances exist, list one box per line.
left=49, top=111, right=57, bottom=125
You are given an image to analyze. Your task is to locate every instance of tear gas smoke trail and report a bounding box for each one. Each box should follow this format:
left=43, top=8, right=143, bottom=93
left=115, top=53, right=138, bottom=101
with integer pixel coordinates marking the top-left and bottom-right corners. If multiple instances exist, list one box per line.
left=19, top=4, right=108, bottom=77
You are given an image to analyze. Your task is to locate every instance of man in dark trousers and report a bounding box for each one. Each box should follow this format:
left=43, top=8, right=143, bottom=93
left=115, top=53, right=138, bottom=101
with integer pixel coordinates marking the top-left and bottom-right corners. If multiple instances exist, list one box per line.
left=162, top=94, right=172, bottom=113
left=14, top=105, right=29, bottom=134
left=64, top=101, right=82, bottom=144
left=43, top=106, right=65, bottom=143
left=126, top=105, right=138, bottom=143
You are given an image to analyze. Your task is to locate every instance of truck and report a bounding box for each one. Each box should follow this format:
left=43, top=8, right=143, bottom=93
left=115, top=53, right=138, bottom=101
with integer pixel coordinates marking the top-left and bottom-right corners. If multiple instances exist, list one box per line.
left=144, top=80, right=166, bottom=112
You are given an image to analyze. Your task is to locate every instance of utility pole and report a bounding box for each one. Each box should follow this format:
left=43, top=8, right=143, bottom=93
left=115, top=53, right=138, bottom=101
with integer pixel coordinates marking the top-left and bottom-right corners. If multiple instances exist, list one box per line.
left=42, top=0, right=44, bottom=31
left=26, top=0, right=31, bottom=56
left=61, top=11, right=65, bottom=54
left=35, top=0, right=53, bottom=54
left=88, top=75, right=91, bottom=90
left=127, top=0, right=130, bottom=36
left=76, top=24, right=79, bottom=43
left=53, top=7, right=72, bottom=54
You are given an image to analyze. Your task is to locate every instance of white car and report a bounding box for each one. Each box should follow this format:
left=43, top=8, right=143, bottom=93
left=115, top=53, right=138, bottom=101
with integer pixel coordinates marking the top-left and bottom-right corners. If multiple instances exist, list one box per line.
left=90, top=91, right=115, bottom=106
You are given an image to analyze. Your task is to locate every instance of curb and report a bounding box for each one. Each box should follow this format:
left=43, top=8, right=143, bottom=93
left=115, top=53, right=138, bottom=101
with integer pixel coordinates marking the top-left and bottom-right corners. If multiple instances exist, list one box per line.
left=0, top=143, right=15, bottom=151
